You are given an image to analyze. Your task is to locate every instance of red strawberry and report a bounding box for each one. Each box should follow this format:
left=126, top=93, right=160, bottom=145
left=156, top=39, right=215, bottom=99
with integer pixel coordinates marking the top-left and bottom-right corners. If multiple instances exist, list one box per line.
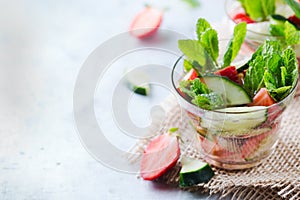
left=182, top=68, right=198, bottom=81
left=288, top=15, right=300, bottom=29
left=266, top=104, right=283, bottom=125
left=214, top=66, right=238, bottom=83
left=249, top=88, right=275, bottom=107
left=200, top=136, right=240, bottom=161
left=232, top=13, right=255, bottom=24
left=130, top=7, right=163, bottom=39
left=141, top=134, right=180, bottom=180
left=241, top=126, right=277, bottom=160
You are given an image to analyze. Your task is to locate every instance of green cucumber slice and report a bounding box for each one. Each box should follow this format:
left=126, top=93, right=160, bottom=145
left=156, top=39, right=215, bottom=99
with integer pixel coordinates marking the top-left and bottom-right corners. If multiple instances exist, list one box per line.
left=126, top=70, right=150, bottom=95
left=271, top=14, right=287, bottom=22
left=201, top=106, right=268, bottom=136
left=202, top=75, right=251, bottom=106
left=179, top=157, right=214, bottom=187
left=270, top=14, right=287, bottom=36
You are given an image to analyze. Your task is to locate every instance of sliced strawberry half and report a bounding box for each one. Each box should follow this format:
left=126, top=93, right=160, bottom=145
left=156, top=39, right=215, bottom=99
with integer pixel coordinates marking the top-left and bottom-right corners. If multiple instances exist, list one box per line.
left=200, top=136, right=237, bottom=160
left=288, top=15, right=300, bottom=29
left=214, top=66, right=239, bottom=83
left=141, top=134, right=180, bottom=180
left=130, top=7, right=163, bottom=39
left=182, top=68, right=198, bottom=81
left=249, top=88, right=276, bottom=107
left=232, top=13, right=255, bottom=24
left=241, top=126, right=277, bottom=160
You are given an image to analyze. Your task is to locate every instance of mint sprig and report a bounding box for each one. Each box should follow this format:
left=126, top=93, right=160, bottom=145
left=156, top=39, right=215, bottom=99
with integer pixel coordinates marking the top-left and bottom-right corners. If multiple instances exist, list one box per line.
left=196, top=18, right=219, bottom=66
left=178, top=40, right=208, bottom=67
left=179, top=18, right=246, bottom=74
left=222, top=22, right=247, bottom=68
left=244, top=40, right=298, bottom=101
left=179, top=78, right=224, bottom=110
left=239, top=0, right=275, bottom=21
left=284, top=21, right=300, bottom=45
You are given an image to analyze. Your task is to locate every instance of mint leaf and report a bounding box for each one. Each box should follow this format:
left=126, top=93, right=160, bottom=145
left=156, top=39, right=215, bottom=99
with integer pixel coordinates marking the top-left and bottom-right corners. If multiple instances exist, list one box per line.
left=269, top=86, right=292, bottom=101
left=178, top=40, right=207, bottom=66
left=264, top=53, right=281, bottom=86
left=243, top=0, right=263, bottom=20
left=281, top=46, right=298, bottom=87
left=244, top=40, right=298, bottom=101
left=265, top=54, right=281, bottom=75
left=190, top=78, right=210, bottom=94
left=179, top=78, right=210, bottom=98
left=199, top=29, right=219, bottom=65
left=261, top=0, right=275, bottom=19
left=244, top=55, right=266, bottom=96
left=178, top=40, right=216, bottom=73
left=183, top=59, right=193, bottom=72
left=270, top=24, right=285, bottom=36
left=192, top=93, right=224, bottom=110
left=222, top=22, right=247, bottom=68
left=280, top=66, right=287, bottom=86
left=284, top=0, right=300, bottom=18
left=231, top=22, right=247, bottom=61
left=263, top=70, right=276, bottom=90
left=196, top=18, right=219, bottom=65
left=179, top=80, right=196, bottom=98
left=284, top=21, right=300, bottom=45
left=196, top=18, right=212, bottom=41
left=239, top=0, right=275, bottom=21
left=269, top=14, right=287, bottom=36
left=179, top=78, right=224, bottom=110
left=261, top=40, right=282, bottom=55
left=245, top=40, right=282, bottom=97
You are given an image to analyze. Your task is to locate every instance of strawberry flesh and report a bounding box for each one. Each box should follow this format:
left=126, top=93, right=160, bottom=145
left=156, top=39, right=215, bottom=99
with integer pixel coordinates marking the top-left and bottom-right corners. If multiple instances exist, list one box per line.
left=130, top=7, right=163, bottom=39
left=233, top=13, right=255, bottom=24
left=141, top=134, right=180, bottom=180
left=183, top=68, right=198, bottom=81
left=214, top=66, right=239, bottom=83
left=249, top=88, right=275, bottom=107
left=288, top=15, right=300, bottom=29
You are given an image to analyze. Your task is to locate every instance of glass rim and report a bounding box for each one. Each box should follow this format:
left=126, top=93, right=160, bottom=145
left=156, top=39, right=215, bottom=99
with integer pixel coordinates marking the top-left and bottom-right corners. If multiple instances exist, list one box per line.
left=224, top=0, right=284, bottom=39
left=171, top=56, right=299, bottom=114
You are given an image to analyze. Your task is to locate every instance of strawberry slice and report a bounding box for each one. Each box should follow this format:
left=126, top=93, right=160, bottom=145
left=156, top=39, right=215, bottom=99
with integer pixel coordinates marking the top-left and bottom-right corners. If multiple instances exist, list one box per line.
left=214, top=66, right=238, bottom=83
left=288, top=15, right=300, bottom=29
left=141, top=134, right=180, bottom=180
left=265, top=105, right=283, bottom=125
left=241, top=133, right=269, bottom=160
left=130, top=7, right=163, bottom=39
left=241, top=126, right=277, bottom=160
left=200, top=136, right=240, bottom=161
left=232, top=13, right=255, bottom=24
left=182, top=68, right=198, bottom=81
left=249, top=88, right=275, bottom=107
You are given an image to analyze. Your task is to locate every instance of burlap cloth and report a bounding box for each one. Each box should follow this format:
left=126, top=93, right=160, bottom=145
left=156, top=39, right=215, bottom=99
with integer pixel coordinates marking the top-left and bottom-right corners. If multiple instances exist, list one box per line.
left=128, top=95, right=300, bottom=200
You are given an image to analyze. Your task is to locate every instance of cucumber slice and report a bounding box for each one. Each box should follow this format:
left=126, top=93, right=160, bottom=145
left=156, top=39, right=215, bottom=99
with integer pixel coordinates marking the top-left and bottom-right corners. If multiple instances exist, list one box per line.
left=179, top=157, right=214, bottom=187
left=126, top=70, right=150, bottom=95
left=202, top=75, right=251, bottom=106
left=271, top=14, right=287, bottom=22
left=270, top=14, right=287, bottom=36
left=201, top=106, right=268, bottom=136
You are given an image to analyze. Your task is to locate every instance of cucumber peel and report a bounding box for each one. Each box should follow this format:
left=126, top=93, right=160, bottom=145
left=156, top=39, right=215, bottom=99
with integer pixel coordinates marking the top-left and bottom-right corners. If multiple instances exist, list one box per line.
left=179, top=157, right=214, bottom=187
left=202, top=75, right=251, bottom=106
left=125, top=69, right=150, bottom=95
